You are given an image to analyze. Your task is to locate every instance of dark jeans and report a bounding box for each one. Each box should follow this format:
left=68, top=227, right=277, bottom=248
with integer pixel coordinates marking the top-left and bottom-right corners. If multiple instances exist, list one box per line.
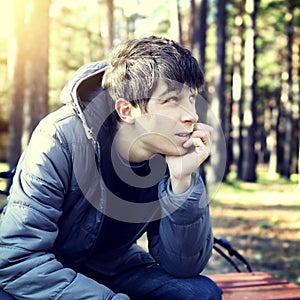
left=0, top=289, right=14, bottom=300
left=0, top=264, right=223, bottom=300
left=93, top=264, right=223, bottom=300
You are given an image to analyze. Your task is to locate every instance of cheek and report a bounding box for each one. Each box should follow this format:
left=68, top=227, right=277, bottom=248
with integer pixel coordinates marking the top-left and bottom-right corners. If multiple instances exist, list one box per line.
left=152, top=114, right=178, bottom=128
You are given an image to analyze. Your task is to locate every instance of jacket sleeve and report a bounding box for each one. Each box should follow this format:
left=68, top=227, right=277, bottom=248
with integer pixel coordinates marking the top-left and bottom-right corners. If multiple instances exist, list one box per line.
left=147, top=172, right=214, bottom=278
left=0, top=118, right=120, bottom=300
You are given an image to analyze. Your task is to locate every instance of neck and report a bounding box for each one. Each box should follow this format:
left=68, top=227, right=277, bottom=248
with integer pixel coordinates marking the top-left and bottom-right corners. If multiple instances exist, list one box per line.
left=113, top=123, right=152, bottom=163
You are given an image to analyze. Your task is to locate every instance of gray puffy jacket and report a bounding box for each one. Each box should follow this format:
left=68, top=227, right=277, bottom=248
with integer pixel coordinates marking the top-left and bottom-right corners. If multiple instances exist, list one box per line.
left=0, top=61, right=213, bottom=299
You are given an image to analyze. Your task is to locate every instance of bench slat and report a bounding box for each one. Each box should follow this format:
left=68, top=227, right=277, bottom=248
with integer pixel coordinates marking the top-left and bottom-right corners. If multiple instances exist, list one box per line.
left=209, top=272, right=300, bottom=300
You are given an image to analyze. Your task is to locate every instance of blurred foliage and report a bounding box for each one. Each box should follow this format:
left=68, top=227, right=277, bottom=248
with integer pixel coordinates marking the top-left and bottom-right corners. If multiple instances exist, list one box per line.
left=0, top=0, right=298, bottom=113
left=0, top=0, right=299, bottom=172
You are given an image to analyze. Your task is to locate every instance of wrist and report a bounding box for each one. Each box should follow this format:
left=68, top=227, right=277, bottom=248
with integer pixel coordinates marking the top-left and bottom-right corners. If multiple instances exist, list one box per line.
left=170, top=174, right=192, bottom=194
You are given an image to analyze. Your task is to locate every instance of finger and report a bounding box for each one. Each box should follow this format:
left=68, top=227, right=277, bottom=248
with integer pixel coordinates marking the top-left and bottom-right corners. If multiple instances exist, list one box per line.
left=192, top=127, right=212, bottom=146
left=194, top=123, right=213, bottom=133
left=183, top=137, right=205, bottom=149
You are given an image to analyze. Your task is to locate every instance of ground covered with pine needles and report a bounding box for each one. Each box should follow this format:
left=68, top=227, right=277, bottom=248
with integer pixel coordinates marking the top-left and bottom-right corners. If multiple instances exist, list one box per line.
left=204, top=171, right=299, bottom=285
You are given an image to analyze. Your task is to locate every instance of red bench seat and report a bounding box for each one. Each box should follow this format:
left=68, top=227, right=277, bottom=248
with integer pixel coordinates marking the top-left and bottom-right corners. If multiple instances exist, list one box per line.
left=209, top=272, right=300, bottom=300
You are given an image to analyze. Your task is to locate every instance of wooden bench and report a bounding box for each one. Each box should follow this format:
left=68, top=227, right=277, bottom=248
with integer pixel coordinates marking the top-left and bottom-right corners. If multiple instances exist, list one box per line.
left=209, top=272, right=300, bottom=300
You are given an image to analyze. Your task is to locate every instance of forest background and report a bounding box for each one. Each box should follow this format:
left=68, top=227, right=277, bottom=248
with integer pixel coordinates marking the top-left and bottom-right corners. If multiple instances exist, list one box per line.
left=0, top=0, right=299, bottom=285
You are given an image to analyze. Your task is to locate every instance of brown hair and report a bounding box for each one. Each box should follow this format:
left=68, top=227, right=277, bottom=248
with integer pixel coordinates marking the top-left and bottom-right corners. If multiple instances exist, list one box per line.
left=102, top=36, right=204, bottom=114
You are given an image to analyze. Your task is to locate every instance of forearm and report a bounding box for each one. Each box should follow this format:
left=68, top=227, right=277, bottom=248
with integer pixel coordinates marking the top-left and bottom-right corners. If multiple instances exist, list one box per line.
left=149, top=173, right=213, bottom=277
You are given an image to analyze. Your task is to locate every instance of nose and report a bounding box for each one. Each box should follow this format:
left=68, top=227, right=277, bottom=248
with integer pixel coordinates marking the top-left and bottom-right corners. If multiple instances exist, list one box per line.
left=181, top=101, right=198, bottom=125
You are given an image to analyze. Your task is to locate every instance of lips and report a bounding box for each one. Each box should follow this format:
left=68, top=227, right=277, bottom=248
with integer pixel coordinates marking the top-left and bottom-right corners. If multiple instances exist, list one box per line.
left=176, top=133, right=190, bottom=138
left=175, top=132, right=192, bottom=144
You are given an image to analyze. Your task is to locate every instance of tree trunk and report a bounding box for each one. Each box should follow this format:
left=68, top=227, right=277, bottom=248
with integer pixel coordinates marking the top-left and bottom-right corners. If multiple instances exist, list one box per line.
left=189, top=0, right=209, bottom=184
left=22, top=0, right=50, bottom=148
left=279, top=0, right=294, bottom=179
left=189, top=0, right=208, bottom=70
left=291, top=16, right=299, bottom=186
left=7, top=0, right=27, bottom=168
left=101, top=0, right=114, bottom=54
left=209, top=0, right=227, bottom=186
left=169, top=0, right=182, bottom=43
left=107, top=0, right=114, bottom=49
left=267, top=88, right=281, bottom=178
left=176, top=0, right=183, bottom=44
left=238, top=0, right=258, bottom=182
left=231, top=0, right=244, bottom=176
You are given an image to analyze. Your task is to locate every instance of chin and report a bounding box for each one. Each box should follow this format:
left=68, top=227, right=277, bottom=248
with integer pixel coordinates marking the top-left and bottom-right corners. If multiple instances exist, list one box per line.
left=162, top=146, right=188, bottom=157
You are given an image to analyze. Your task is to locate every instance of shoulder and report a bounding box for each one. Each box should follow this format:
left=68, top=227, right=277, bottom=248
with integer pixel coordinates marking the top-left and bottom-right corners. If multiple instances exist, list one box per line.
left=33, top=104, right=89, bottom=149
left=37, top=104, right=78, bottom=135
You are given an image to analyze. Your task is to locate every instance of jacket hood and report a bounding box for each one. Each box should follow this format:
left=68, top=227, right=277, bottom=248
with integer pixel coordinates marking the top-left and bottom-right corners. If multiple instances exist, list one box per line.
left=59, top=61, right=114, bottom=145
left=60, top=61, right=108, bottom=106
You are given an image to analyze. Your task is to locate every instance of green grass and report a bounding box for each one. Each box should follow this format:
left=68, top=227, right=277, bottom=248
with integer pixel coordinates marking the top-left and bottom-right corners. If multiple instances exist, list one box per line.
left=211, top=169, right=299, bottom=205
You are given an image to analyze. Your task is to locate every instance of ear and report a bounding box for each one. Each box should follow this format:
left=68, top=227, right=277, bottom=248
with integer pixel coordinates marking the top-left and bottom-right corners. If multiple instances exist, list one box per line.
left=115, top=98, right=136, bottom=124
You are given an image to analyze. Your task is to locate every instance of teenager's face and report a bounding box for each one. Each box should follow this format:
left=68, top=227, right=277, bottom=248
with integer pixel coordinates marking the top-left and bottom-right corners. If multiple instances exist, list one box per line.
left=136, top=81, right=199, bottom=157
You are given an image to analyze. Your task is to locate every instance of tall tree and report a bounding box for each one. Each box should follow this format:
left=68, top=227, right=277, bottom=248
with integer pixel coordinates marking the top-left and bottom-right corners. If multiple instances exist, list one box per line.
left=238, top=0, right=258, bottom=182
left=7, top=0, right=26, bottom=168
left=291, top=9, right=300, bottom=187
left=280, top=0, right=296, bottom=179
left=106, top=0, right=114, bottom=50
left=169, top=0, right=183, bottom=43
left=189, top=0, right=209, bottom=184
left=231, top=0, right=244, bottom=175
left=267, top=88, right=281, bottom=178
left=22, top=0, right=50, bottom=148
left=7, top=0, right=50, bottom=167
left=209, top=0, right=228, bottom=184
left=189, top=0, right=208, bottom=128
left=100, top=0, right=114, bottom=54
left=189, top=0, right=208, bottom=71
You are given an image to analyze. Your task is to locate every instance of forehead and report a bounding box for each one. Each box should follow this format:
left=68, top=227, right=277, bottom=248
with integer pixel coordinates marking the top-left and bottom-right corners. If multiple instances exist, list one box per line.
left=151, top=79, right=195, bottom=99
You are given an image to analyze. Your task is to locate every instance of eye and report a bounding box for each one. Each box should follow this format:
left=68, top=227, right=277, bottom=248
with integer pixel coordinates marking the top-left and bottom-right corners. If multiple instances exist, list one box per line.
left=164, top=96, right=178, bottom=103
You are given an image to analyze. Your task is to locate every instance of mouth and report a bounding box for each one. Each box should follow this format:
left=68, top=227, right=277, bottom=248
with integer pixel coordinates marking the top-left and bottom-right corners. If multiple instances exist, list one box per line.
left=176, top=133, right=190, bottom=138
left=175, top=132, right=192, bottom=145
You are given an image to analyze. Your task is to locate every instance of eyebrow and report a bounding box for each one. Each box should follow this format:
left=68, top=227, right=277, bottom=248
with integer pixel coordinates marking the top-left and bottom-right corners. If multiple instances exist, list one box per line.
left=156, top=83, right=184, bottom=99
left=156, top=87, right=174, bottom=99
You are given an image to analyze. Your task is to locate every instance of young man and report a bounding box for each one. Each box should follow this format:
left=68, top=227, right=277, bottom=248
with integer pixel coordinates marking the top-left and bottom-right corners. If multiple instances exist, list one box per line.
left=0, top=36, right=222, bottom=299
